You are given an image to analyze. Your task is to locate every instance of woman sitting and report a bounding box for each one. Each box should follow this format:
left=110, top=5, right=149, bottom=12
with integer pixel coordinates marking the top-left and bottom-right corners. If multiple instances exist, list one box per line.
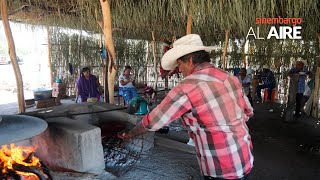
left=119, top=66, right=138, bottom=105
left=76, top=67, right=102, bottom=103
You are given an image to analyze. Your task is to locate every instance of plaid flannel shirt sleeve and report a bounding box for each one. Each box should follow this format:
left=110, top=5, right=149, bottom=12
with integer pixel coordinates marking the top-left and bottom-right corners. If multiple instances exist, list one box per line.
left=141, top=85, right=192, bottom=131
left=228, top=75, right=254, bottom=119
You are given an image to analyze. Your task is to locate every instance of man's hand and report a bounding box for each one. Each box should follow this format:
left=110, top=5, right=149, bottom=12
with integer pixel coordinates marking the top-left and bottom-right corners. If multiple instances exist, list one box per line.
left=117, top=121, right=149, bottom=140
left=117, top=131, right=132, bottom=140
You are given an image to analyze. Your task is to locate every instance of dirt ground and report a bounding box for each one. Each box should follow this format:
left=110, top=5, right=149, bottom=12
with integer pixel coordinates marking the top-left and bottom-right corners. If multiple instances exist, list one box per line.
left=117, top=102, right=320, bottom=180
left=101, top=101, right=319, bottom=180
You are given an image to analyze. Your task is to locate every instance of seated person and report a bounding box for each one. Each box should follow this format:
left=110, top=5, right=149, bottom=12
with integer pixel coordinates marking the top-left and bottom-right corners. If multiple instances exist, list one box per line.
left=256, top=65, right=276, bottom=102
left=143, top=84, right=156, bottom=105
left=238, top=68, right=253, bottom=105
left=119, top=66, right=139, bottom=105
left=76, top=67, right=102, bottom=103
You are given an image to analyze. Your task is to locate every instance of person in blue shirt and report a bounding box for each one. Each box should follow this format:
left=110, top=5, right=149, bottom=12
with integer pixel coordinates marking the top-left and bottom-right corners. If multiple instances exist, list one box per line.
left=289, top=59, right=310, bottom=117
left=256, top=65, right=276, bottom=103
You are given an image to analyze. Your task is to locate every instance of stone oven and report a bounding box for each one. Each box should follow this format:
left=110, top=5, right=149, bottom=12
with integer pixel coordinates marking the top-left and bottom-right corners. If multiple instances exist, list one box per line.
left=14, top=102, right=155, bottom=178
left=0, top=115, right=52, bottom=179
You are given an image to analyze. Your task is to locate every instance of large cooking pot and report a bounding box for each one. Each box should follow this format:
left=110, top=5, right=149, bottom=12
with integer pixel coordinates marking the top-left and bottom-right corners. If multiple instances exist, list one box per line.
left=33, top=88, right=53, bottom=100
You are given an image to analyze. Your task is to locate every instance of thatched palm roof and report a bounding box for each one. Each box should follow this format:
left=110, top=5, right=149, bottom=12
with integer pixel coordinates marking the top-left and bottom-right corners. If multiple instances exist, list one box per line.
left=4, top=0, right=320, bottom=43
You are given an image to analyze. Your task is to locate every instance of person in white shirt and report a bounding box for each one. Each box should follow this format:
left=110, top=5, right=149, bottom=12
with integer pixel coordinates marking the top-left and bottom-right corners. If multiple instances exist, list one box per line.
left=119, top=65, right=139, bottom=104
left=238, top=68, right=253, bottom=106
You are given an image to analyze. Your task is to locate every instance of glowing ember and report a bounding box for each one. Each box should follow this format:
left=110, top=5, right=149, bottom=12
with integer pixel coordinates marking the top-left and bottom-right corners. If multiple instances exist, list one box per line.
left=0, top=144, right=42, bottom=179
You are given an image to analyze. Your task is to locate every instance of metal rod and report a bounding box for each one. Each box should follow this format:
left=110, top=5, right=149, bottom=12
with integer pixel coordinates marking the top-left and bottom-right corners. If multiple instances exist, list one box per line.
left=46, top=107, right=128, bottom=118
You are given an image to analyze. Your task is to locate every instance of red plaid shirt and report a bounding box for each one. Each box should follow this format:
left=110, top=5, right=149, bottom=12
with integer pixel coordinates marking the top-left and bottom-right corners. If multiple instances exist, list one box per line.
left=142, top=63, right=254, bottom=179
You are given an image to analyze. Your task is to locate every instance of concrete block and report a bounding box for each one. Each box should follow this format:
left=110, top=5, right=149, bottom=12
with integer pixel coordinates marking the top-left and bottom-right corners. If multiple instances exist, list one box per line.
left=70, top=104, right=100, bottom=125
left=31, top=117, right=105, bottom=174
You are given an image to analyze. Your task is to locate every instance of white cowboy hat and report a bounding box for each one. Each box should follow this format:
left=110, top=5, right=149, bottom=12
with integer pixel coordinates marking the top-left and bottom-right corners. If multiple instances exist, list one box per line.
left=161, top=34, right=218, bottom=70
left=262, top=65, right=270, bottom=69
left=296, top=58, right=307, bottom=66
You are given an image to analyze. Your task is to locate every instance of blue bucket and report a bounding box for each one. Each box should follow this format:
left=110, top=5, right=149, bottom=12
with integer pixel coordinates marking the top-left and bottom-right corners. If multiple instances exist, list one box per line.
left=135, top=101, right=148, bottom=115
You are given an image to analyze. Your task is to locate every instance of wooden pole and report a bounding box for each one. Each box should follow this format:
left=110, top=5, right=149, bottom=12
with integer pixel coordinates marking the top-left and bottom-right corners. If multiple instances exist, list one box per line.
left=46, top=26, right=53, bottom=86
left=222, top=29, right=230, bottom=70
left=311, top=34, right=320, bottom=118
left=145, top=41, right=150, bottom=85
left=186, top=0, right=192, bottom=35
left=0, top=0, right=25, bottom=113
left=104, top=53, right=109, bottom=103
left=312, top=67, right=320, bottom=118
left=100, top=0, right=117, bottom=104
left=152, top=31, right=158, bottom=90
left=318, top=33, right=320, bottom=51
left=284, top=75, right=299, bottom=122
left=241, top=39, right=247, bottom=68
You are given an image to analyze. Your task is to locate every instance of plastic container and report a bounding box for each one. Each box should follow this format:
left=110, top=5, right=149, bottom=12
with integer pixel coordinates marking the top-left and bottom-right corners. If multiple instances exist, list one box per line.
left=263, top=88, right=278, bottom=102
left=136, top=100, right=148, bottom=115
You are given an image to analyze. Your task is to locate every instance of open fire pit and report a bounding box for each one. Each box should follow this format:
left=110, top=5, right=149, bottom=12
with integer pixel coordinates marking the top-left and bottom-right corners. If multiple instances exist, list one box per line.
left=0, top=115, right=52, bottom=180
left=100, top=121, right=146, bottom=176
left=0, top=144, right=53, bottom=180
left=18, top=103, right=155, bottom=178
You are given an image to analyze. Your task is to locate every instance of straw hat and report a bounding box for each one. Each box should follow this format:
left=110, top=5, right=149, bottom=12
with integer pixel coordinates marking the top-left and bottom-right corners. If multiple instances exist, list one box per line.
left=296, top=58, right=307, bottom=66
left=161, top=34, right=218, bottom=70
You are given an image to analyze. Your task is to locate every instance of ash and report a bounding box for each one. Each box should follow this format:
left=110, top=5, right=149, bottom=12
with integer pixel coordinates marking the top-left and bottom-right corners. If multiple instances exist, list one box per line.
left=102, top=136, right=141, bottom=176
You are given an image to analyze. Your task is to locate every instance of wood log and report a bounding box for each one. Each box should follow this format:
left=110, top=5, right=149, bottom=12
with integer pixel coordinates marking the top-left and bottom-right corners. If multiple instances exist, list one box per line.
left=0, top=0, right=25, bottom=113
left=154, top=136, right=196, bottom=155
left=100, top=0, right=117, bottom=104
left=40, top=161, right=54, bottom=180
left=12, top=164, right=47, bottom=180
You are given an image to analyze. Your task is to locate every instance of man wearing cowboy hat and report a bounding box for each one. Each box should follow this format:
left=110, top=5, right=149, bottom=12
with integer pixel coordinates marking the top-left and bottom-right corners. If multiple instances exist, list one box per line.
left=289, top=58, right=310, bottom=117
left=118, top=34, right=254, bottom=180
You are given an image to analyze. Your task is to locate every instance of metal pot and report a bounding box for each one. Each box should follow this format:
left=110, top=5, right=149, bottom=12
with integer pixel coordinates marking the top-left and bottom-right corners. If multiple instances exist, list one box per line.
left=33, top=88, right=53, bottom=100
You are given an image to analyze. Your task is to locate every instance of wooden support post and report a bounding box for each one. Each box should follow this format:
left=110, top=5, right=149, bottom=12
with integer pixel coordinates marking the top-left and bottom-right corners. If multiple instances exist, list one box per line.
left=145, top=41, right=150, bottom=85
left=100, top=0, right=117, bottom=104
left=104, top=55, right=109, bottom=103
left=1, top=0, right=25, bottom=113
left=311, top=33, right=320, bottom=117
left=46, top=26, right=53, bottom=86
left=186, top=0, right=192, bottom=35
left=318, top=33, right=320, bottom=51
left=284, top=75, right=299, bottom=122
left=222, top=29, right=230, bottom=70
left=152, top=31, right=158, bottom=90
left=312, top=67, right=320, bottom=118
left=241, top=39, right=247, bottom=68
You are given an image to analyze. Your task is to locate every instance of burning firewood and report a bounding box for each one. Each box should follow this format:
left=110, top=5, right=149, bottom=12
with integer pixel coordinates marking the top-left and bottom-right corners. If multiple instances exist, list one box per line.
left=0, top=144, right=53, bottom=180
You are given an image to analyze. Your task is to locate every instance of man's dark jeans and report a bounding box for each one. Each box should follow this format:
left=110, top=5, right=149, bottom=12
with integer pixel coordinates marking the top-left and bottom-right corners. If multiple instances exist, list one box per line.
left=256, top=84, right=275, bottom=101
left=295, top=93, right=304, bottom=115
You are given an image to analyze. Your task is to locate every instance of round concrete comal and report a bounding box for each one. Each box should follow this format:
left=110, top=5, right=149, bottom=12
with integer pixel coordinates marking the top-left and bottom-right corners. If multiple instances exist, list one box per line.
left=0, top=115, right=48, bottom=146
